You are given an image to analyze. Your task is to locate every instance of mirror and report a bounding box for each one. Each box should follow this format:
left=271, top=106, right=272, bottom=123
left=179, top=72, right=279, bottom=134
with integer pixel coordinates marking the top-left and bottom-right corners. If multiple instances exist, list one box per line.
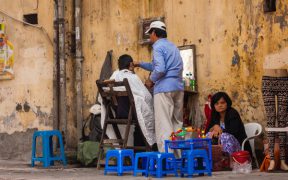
left=178, top=45, right=197, bottom=92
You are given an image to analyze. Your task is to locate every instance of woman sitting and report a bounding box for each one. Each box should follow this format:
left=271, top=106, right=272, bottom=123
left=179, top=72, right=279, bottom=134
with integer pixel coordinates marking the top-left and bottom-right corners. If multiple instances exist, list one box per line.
left=207, top=92, right=252, bottom=155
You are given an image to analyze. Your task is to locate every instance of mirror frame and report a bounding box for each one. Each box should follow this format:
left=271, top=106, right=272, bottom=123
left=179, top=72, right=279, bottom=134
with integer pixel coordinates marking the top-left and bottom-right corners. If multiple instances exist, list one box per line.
left=138, top=17, right=165, bottom=45
left=178, top=44, right=197, bottom=92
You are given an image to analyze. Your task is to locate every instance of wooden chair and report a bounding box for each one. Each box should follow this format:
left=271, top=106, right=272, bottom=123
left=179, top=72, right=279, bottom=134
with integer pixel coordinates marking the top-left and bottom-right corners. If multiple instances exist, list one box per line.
left=96, top=78, right=151, bottom=168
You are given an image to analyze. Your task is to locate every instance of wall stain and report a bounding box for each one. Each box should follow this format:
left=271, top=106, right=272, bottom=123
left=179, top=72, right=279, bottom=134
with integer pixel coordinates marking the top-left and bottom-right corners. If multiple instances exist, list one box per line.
left=246, top=85, right=260, bottom=108
left=16, top=103, right=22, bottom=112
left=232, top=35, right=239, bottom=47
left=243, top=44, right=248, bottom=52
left=0, top=95, right=4, bottom=103
left=23, top=102, right=30, bottom=112
left=231, top=91, right=239, bottom=100
left=182, top=38, right=188, bottom=46
left=3, top=112, right=16, bottom=128
left=274, top=4, right=288, bottom=30
left=238, top=15, right=242, bottom=35
left=231, top=50, right=240, bottom=66
left=253, top=26, right=261, bottom=50
left=35, top=106, right=52, bottom=126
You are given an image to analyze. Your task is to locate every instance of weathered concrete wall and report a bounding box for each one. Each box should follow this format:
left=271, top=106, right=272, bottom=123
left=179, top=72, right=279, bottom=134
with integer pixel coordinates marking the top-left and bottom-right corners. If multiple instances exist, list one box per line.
left=81, top=0, right=165, bottom=113
left=0, top=0, right=54, bottom=160
left=82, top=0, right=288, bottom=128
left=163, top=0, right=288, bottom=127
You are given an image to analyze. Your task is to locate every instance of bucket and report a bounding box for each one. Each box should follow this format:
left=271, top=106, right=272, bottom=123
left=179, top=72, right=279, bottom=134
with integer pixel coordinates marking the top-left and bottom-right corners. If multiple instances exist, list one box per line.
left=231, top=151, right=251, bottom=164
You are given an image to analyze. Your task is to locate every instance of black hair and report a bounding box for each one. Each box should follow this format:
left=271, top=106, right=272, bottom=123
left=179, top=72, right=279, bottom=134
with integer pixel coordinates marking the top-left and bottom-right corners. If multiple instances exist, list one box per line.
left=210, top=92, right=232, bottom=121
left=150, top=28, right=167, bottom=38
left=118, top=54, right=133, bottom=70
left=211, top=92, right=232, bottom=109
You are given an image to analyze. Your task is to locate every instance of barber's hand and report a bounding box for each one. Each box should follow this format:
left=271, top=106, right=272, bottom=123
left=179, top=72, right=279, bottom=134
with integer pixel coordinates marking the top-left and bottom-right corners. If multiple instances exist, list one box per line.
left=145, top=79, right=154, bottom=89
left=133, top=62, right=140, bottom=68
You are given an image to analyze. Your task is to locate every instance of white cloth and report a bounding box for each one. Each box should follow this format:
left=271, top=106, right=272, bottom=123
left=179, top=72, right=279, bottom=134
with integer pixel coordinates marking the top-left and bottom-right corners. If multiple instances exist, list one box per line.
left=100, top=69, right=156, bottom=146
left=89, top=104, right=101, bottom=115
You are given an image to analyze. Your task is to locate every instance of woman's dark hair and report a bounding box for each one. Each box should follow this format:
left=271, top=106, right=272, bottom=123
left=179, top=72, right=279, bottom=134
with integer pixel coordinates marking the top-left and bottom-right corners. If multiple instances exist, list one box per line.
left=210, top=92, right=232, bottom=122
left=118, top=54, right=133, bottom=70
left=150, top=28, right=167, bottom=38
left=211, top=92, right=232, bottom=109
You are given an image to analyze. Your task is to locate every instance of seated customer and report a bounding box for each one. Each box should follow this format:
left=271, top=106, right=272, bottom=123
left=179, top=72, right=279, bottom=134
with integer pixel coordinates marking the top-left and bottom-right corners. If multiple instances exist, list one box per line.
left=100, top=54, right=157, bottom=150
left=207, top=92, right=252, bottom=155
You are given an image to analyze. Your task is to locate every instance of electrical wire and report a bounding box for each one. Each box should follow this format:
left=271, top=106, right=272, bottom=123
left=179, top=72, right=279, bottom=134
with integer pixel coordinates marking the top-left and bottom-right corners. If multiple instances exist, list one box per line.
left=0, top=9, right=53, bottom=45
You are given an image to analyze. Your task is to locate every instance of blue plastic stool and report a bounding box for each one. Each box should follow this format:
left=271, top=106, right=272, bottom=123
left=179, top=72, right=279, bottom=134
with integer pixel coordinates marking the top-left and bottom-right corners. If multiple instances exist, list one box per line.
left=181, top=149, right=212, bottom=177
left=31, top=130, right=67, bottom=168
left=104, top=149, right=134, bottom=176
left=134, top=152, right=159, bottom=177
left=148, top=153, right=178, bottom=178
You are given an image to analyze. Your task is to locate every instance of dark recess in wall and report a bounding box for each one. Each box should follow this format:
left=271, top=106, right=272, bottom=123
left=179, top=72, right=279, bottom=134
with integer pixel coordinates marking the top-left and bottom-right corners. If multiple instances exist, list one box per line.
left=23, top=13, right=38, bottom=25
left=263, top=0, right=276, bottom=13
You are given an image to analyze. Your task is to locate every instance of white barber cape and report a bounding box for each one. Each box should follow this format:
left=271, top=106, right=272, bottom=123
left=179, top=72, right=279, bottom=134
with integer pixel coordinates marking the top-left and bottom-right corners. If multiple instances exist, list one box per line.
left=100, top=69, right=156, bottom=146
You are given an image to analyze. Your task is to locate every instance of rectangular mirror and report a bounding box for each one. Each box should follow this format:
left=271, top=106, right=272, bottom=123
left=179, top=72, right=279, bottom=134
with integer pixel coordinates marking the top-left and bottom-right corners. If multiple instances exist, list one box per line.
left=178, top=45, right=197, bottom=92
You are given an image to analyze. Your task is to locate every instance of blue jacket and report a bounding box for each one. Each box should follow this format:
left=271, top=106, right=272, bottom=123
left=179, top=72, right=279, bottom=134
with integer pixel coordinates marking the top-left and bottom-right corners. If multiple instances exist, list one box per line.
left=140, top=38, right=184, bottom=95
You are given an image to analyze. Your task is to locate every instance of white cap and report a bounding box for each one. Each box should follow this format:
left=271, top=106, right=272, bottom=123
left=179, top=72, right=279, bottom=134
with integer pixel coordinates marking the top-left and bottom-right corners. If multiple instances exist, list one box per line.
left=145, top=21, right=166, bottom=34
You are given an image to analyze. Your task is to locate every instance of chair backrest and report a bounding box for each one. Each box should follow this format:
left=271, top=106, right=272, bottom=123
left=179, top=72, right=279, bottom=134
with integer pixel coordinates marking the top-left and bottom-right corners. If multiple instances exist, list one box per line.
left=243, top=122, right=262, bottom=151
left=96, top=78, right=136, bottom=120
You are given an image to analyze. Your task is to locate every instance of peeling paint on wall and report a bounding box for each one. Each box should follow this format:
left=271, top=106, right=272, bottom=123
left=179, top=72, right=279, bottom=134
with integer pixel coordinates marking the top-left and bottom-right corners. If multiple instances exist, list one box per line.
left=23, top=101, right=30, bottom=112
left=231, top=50, right=240, bottom=66
left=274, top=3, right=288, bottom=30
left=0, top=101, right=52, bottom=134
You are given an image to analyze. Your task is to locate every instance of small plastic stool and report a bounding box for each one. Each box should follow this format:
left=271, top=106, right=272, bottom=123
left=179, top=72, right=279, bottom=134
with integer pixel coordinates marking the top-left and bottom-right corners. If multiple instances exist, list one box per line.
left=104, top=149, right=134, bottom=176
left=181, top=149, right=212, bottom=177
left=134, top=152, right=159, bottom=177
left=31, top=130, right=67, bottom=168
left=148, top=153, right=178, bottom=178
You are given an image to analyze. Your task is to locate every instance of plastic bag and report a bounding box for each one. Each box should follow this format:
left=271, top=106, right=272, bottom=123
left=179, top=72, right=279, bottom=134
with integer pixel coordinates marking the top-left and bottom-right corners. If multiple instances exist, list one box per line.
left=77, top=141, right=99, bottom=166
left=232, top=161, right=252, bottom=174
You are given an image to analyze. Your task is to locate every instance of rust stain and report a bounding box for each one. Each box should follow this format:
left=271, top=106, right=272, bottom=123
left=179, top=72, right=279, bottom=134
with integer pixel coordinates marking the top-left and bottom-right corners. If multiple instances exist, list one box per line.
left=231, top=50, right=240, bottom=66
left=274, top=4, right=288, bottom=30
left=16, top=103, right=22, bottom=112
left=238, top=15, right=242, bottom=35
left=23, top=101, right=30, bottom=112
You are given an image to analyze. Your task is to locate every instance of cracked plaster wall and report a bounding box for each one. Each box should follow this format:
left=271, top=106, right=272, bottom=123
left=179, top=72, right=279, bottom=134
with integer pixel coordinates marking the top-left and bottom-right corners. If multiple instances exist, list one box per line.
left=0, top=0, right=53, bottom=160
left=164, top=0, right=288, bottom=127
left=82, top=0, right=288, bottom=129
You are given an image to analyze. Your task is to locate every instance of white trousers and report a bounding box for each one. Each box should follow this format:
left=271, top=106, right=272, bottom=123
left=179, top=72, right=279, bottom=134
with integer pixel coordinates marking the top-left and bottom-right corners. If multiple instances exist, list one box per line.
left=154, top=91, right=184, bottom=152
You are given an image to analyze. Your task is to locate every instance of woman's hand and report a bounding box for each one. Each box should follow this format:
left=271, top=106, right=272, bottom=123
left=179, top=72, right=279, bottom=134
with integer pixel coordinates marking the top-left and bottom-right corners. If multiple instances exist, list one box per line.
left=211, top=125, right=222, bottom=137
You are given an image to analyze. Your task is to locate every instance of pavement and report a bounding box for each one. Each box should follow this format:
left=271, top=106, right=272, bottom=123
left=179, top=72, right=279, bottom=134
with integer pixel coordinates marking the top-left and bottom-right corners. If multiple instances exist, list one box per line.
left=0, top=160, right=287, bottom=180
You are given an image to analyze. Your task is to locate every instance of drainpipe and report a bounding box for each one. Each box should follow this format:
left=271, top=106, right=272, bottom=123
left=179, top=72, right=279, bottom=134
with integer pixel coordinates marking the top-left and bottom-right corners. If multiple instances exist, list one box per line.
left=53, top=0, right=59, bottom=131
left=75, top=0, right=83, bottom=141
left=58, top=0, right=67, bottom=140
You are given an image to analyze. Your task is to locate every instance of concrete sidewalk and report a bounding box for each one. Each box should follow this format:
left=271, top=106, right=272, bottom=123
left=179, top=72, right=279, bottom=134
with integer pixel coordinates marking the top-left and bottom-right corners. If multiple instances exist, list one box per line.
left=0, top=160, right=287, bottom=180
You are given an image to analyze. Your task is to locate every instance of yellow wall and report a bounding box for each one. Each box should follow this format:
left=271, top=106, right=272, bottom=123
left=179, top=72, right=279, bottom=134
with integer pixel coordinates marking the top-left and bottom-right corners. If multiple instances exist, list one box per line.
left=163, top=0, right=288, bottom=127
left=0, top=0, right=54, bottom=134
left=82, top=0, right=288, bottom=128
